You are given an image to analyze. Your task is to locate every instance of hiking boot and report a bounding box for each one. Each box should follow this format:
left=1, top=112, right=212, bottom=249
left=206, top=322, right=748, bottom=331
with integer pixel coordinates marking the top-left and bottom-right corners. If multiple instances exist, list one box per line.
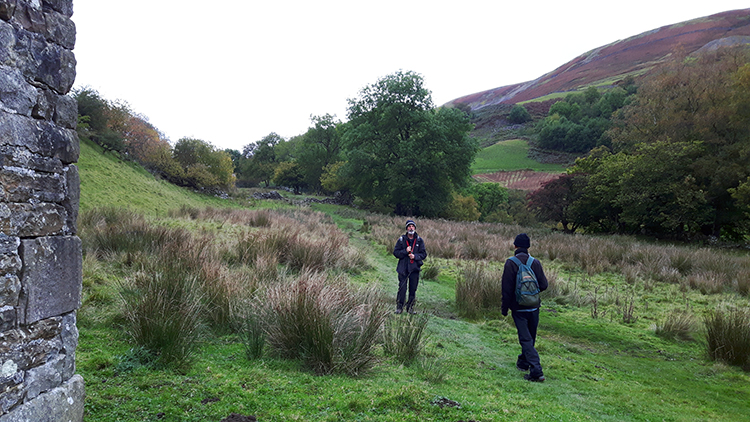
left=516, top=363, right=529, bottom=372
left=407, top=308, right=417, bottom=315
left=395, top=308, right=403, bottom=314
left=524, top=374, right=545, bottom=382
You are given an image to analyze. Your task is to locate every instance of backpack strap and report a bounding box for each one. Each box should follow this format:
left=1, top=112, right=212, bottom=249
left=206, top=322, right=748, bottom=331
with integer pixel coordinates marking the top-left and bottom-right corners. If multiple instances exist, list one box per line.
left=509, top=255, right=533, bottom=266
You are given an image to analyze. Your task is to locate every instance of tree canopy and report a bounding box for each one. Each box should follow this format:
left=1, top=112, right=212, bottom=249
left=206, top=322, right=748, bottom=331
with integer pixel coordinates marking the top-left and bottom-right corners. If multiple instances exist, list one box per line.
left=531, top=46, right=750, bottom=239
left=342, top=70, right=478, bottom=216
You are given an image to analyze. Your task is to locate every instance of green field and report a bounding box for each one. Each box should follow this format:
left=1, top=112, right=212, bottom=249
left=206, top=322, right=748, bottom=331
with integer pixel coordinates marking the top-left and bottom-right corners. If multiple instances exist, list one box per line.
left=75, top=143, right=750, bottom=421
left=77, top=137, right=244, bottom=215
left=471, top=139, right=566, bottom=174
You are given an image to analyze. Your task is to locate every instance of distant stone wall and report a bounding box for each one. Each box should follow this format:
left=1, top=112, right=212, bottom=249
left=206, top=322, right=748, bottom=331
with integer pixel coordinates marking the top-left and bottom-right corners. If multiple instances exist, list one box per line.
left=0, top=0, right=84, bottom=421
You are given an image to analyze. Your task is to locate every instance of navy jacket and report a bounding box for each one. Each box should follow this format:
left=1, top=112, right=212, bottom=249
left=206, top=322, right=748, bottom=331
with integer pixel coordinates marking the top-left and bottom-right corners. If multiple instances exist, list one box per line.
left=501, top=248, right=548, bottom=315
left=393, top=233, right=427, bottom=276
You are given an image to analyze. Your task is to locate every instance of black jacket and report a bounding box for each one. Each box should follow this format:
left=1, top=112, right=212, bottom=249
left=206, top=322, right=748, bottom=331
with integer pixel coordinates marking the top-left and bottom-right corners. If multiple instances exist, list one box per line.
left=501, top=248, right=548, bottom=315
left=393, top=233, right=427, bottom=276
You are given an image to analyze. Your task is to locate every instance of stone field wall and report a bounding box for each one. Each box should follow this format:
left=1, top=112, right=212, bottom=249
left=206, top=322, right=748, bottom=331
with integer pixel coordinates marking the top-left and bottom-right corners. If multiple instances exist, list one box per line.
left=0, top=0, right=84, bottom=421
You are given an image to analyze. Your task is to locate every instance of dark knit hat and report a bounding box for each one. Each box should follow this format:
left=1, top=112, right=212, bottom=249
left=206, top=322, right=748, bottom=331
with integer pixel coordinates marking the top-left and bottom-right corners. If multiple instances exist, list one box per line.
left=514, top=233, right=530, bottom=248
left=405, top=220, right=416, bottom=230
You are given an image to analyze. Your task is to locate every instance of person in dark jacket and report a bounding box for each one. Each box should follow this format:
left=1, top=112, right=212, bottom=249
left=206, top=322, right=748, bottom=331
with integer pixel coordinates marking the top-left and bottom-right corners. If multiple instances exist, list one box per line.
left=393, top=220, right=427, bottom=314
left=502, top=233, right=548, bottom=382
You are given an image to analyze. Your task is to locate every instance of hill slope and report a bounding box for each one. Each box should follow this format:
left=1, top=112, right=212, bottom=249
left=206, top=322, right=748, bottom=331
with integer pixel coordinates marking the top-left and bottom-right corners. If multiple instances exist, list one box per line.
left=447, top=8, right=750, bottom=110
left=77, top=137, right=235, bottom=215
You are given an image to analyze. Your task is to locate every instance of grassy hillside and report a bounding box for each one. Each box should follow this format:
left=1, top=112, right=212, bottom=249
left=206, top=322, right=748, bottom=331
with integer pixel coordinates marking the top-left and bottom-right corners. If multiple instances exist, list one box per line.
left=471, top=139, right=566, bottom=174
left=78, top=137, right=238, bottom=215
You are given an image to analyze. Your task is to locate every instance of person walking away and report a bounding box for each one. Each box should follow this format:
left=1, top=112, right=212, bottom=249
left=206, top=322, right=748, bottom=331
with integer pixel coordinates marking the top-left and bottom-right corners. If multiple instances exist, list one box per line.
left=502, top=233, right=548, bottom=382
left=393, top=220, right=427, bottom=314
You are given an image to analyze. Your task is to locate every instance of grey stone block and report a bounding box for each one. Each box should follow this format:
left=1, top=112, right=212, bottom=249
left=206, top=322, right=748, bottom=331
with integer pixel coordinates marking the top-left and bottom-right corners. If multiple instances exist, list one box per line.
left=0, top=373, right=83, bottom=422
left=42, top=1, right=73, bottom=19
left=0, top=305, right=15, bottom=331
left=0, top=274, right=20, bottom=307
left=0, top=145, right=64, bottom=174
left=0, top=235, right=18, bottom=256
left=52, top=92, right=76, bottom=129
left=18, top=236, right=80, bottom=324
left=43, top=9, right=75, bottom=49
left=0, top=2, right=18, bottom=22
left=23, top=353, right=63, bottom=400
left=0, top=66, right=36, bottom=116
left=62, top=164, right=78, bottom=234
left=0, top=166, right=65, bottom=203
left=0, top=113, right=78, bottom=164
left=35, top=43, right=76, bottom=94
left=0, top=317, right=63, bottom=371
left=0, top=202, right=67, bottom=237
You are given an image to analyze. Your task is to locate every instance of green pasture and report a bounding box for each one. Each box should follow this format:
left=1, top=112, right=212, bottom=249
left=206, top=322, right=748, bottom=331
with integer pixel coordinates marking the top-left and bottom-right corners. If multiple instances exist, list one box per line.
left=471, top=139, right=567, bottom=174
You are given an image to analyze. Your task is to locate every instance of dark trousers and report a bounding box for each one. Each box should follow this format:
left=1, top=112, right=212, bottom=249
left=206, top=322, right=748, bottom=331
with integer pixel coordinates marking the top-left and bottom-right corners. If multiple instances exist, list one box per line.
left=397, top=271, right=419, bottom=310
left=512, top=309, right=543, bottom=378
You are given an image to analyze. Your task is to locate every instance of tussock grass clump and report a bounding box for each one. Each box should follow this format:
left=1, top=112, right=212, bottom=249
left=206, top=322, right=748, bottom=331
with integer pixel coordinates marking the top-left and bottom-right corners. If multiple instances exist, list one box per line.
left=80, top=207, right=182, bottom=258
left=118, top=232, right=212, bottom=370
left=421, top=265, right=440, bottom=280
left=704, top=306, right=750, bottom=370
left=382, top=313, right=430, bottom=365
left=120, top=270, right=204, bottom=371
left=256, top=271, right=388, bottom=376
left=655, top=309, right=697, bottom=341
left=455, top=264, right=502, bottom=319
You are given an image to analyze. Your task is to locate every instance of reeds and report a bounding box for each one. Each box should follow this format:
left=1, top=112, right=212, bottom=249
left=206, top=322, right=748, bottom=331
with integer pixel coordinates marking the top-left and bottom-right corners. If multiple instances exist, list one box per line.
left=382, top=313, right=430, bottom=365
left=455, top=264, right=503, bottom=319
left=255, top=271, right=388, bottom=376
left=655, top=309, right=697, bottom=341
left=704, top=305, right=750, bottom=370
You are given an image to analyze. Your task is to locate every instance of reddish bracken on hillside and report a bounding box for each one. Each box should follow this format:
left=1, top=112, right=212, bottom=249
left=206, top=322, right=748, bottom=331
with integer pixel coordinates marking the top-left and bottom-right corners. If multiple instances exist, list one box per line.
left=447, top=8, right=750, bottom=110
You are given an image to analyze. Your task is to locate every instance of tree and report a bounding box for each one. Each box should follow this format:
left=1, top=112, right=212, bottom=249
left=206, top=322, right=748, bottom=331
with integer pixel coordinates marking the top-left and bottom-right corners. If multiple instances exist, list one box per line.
left=343, top=70, right=477, bottom=216
left=72, top=87, right=125, bottom=153
left=527, top=174, right=586, bottom=233
left=239, top=132, right=284, bottom=187
left=508, top=104, right=532, bottom=124
left=466, top=183, right=509, bottom=221
left=273, top=162, right=305, bottom=194
left=173, top=138, right=235, bottom=189
left=296, top=114, right=343, bottom=192
left=608, top=46, right=750, bottom=237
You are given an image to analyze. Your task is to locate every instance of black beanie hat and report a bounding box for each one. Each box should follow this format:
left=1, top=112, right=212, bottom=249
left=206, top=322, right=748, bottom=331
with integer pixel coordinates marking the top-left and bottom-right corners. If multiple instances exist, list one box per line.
left=405, top=220, right=416, bottom=230
left=514, top=233, right=530, bottom=248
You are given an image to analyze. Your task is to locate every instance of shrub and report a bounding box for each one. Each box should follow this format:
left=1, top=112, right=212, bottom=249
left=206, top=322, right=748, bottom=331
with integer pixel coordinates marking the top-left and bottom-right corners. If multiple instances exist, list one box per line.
left=508, top=104, right=532, bottom=124
left=704, top=306, right=750, bottom=370
left=382, top=313, right=430, bottom=365
left=655, top=309, right=697, bottom=341
left=258, top=271, right=388, bottom=375
left=455, top=264, right=502, bottom=319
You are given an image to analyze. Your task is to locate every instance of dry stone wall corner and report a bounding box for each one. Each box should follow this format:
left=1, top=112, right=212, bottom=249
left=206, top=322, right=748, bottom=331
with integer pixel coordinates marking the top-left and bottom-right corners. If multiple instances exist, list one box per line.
left=0, top=1, right=84, bottom=420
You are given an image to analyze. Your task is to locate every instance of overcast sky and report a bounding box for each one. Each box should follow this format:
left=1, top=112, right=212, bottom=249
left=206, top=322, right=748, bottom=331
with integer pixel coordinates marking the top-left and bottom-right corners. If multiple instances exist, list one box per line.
left=71, top=1, right=750, bottom=151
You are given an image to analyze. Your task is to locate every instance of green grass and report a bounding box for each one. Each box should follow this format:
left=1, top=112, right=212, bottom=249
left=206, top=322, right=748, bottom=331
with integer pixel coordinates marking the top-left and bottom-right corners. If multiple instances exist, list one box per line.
left=78, top=137, right=242, bottom=216
left=75, top=143, right=750, bottom=421
left=471, top=139, right=567, bottom=174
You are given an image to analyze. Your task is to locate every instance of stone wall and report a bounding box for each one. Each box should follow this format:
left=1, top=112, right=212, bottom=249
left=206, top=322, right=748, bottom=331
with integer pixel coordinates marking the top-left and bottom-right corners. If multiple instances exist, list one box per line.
left=0, top=0, right=83, bottom=421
